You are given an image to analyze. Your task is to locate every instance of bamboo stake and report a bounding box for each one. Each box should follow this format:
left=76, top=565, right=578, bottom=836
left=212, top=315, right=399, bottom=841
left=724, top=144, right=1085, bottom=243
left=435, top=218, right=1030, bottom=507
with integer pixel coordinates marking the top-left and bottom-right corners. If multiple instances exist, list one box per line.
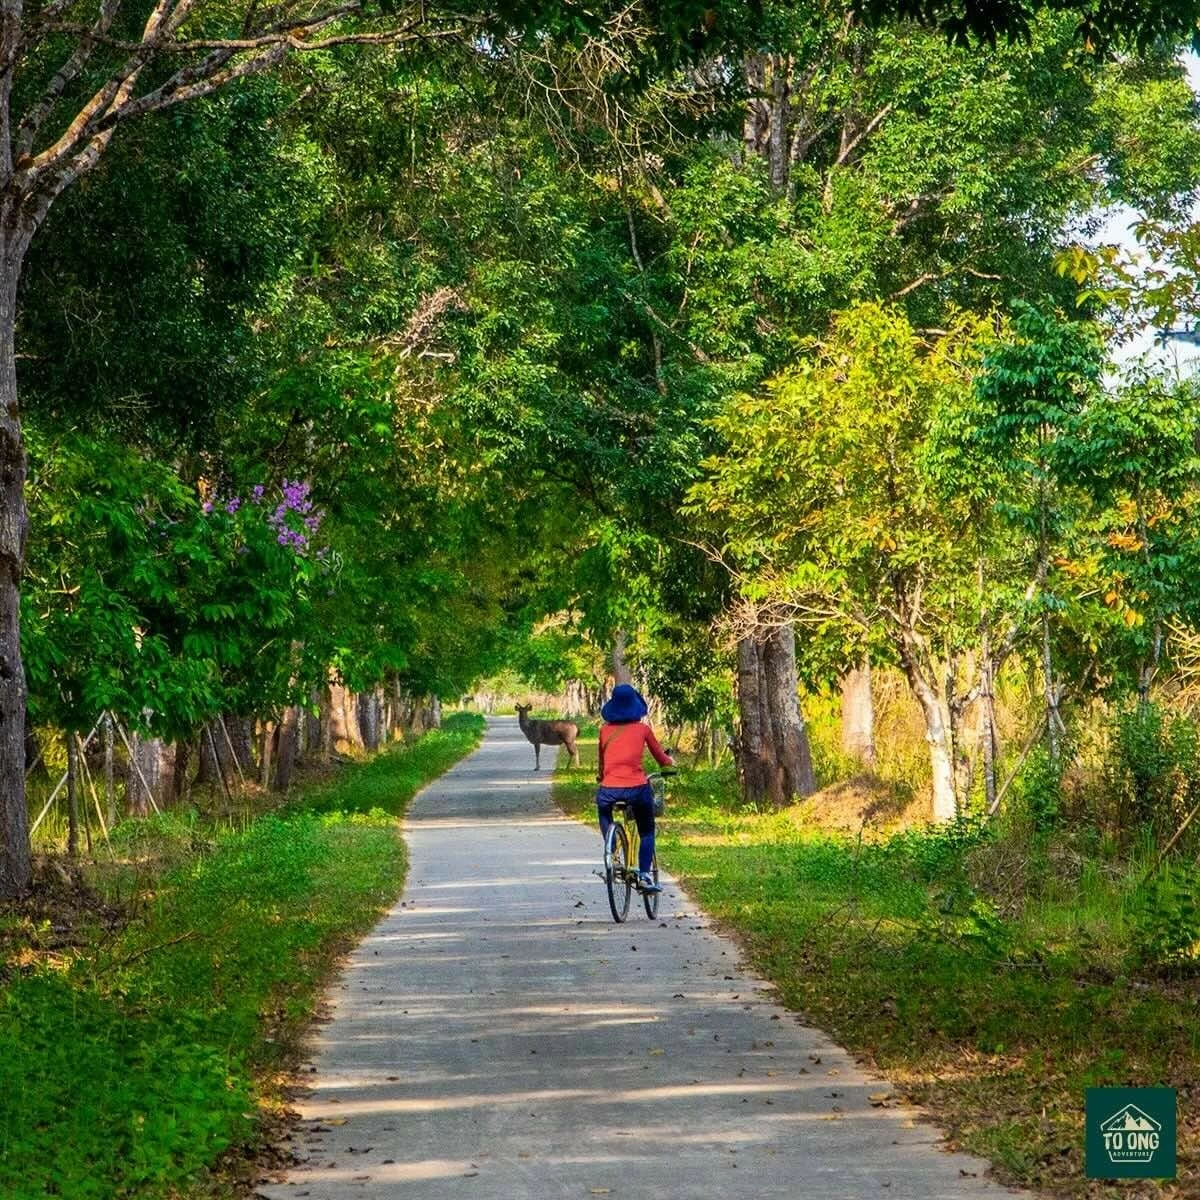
left=29, top=714, right=105, bottom=836
left=217, top=715, right=247, bottom=788
left=112, top=718, right=162, bottom=816
left=76, top=733, right=113, bottom=856
left=205, top=724, right=233, bottom=807
left=985, top=713, right=1048, bottom=820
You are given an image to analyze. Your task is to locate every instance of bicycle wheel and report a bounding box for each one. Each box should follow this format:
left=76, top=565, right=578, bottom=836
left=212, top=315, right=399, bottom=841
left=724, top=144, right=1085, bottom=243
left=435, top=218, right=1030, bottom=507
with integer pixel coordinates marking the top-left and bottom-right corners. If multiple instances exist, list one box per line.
left=605, top=823, right=632, bottom=922
left=642, top=852, right=660, bottom=919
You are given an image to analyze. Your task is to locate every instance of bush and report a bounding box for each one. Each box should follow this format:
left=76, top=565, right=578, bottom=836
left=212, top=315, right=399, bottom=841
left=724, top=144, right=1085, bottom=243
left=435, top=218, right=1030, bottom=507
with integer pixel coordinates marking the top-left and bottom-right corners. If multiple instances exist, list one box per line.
left=1130, top=863, right=1200, bottom=969
left=1104, top=702, right=1200, bottom=841
left=1014, top=745, right=1062, bottom=833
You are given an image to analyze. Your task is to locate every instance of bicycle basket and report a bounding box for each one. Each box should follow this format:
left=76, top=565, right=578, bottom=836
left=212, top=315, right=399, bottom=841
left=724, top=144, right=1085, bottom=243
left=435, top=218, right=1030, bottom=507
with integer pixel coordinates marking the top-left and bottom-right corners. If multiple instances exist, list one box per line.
left=650, top=775, right=666, bottom=817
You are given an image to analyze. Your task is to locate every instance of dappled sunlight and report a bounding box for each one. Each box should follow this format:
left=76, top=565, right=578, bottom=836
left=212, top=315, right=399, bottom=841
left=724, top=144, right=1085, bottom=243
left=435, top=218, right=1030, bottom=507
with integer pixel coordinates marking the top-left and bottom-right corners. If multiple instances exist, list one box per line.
left=294, top=1158, right=476, bottom=1184
left=298, top=1079, right=818, bottom=1120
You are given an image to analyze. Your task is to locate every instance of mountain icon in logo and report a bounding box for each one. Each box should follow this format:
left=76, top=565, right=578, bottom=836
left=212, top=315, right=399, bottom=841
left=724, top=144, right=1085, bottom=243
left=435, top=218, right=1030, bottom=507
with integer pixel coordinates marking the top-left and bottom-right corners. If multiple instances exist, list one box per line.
left=1100, top=1105, right=1163, bottom=1164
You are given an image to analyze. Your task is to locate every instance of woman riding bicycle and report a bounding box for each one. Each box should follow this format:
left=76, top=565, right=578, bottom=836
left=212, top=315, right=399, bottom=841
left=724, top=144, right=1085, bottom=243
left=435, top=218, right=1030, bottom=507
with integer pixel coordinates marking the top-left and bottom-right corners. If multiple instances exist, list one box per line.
left=596, top=684, right=674, bottom=894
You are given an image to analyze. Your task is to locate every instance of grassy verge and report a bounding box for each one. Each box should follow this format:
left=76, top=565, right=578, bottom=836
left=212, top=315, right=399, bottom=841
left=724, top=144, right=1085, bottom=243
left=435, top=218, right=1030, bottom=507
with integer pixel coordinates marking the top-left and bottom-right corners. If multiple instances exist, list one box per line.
left=555, top=730, right=1198, bottom=1199
left=0, top=712, right=484, bottom=1200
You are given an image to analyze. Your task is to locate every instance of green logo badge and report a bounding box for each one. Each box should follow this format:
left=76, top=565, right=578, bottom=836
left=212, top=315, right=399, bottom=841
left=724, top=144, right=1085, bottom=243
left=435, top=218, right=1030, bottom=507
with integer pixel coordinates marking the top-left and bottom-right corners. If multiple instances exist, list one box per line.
left=1086, top=1088, right=1176, bottom=1179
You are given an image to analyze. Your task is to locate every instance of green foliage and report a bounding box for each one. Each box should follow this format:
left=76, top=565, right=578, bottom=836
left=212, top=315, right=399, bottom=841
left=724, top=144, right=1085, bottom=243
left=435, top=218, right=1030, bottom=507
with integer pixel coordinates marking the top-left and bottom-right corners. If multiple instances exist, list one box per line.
left=1131, top=863, right=1200, bottom=967
left=1014, top=745, right=1064, bottom=832
left=1105, top=702, right=1200, bottom=838
left=0, top=717, right=482, bottom=1198
left=862, top=0, right=1200, bottom=54
left=22, top=433, right=330, bottom=737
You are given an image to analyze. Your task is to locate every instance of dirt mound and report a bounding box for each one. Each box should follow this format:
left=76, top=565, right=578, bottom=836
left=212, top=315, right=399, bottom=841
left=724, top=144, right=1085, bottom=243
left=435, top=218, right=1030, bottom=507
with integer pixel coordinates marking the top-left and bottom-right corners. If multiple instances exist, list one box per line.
left=786, top=773, right=929, bottom=835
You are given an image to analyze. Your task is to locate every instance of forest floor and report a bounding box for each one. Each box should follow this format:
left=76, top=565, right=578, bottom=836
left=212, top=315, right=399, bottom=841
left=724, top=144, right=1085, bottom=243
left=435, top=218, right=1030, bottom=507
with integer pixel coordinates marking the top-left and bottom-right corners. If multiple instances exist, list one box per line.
left=554, top=732, right=1199, bottom=1200
left=0, top=713, right=485, bottom=1200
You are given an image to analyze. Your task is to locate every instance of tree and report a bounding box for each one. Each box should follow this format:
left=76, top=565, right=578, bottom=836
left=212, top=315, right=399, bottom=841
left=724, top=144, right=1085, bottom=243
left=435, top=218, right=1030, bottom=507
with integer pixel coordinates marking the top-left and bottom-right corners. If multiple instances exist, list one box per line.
left=859, top=0, right=1200, bottom=51
left=690, top=303, right=993, bottom=819
left=966, top=302, right=1106, bottom=758
left=0, top=3, right=497, bottom=894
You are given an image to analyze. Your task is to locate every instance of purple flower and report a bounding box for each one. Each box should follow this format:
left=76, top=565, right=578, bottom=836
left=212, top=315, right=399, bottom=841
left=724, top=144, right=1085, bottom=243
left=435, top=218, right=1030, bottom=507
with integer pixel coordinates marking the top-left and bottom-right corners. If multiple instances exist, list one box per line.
left=202, top=501, right=214, bottom=514
left=251, top=484, right=265, bottom=502
left=226, top=497, right=241, bottom=514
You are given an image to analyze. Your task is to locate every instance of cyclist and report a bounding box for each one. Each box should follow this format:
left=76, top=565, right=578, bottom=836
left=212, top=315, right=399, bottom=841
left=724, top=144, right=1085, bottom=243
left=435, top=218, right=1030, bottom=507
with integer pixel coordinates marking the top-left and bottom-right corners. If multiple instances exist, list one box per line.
left=596, top=683, right=674, bottom=894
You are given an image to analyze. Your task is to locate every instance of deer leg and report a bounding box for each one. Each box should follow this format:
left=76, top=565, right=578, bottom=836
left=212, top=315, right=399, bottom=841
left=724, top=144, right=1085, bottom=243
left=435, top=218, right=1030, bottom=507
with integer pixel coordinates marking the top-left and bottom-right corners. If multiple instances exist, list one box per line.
left=534, top=741, right=540, bottom=770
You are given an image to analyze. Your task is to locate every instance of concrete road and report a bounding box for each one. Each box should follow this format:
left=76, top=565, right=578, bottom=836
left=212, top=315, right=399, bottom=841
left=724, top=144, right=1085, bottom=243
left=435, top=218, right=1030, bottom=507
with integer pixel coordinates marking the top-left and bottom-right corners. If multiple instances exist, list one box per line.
left=260, top=717, right=1021, bottom=1199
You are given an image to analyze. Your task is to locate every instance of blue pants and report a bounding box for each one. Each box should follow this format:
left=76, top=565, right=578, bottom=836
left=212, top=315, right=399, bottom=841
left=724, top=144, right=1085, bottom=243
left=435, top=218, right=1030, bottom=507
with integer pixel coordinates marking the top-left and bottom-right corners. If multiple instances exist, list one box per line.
left=596, top=784, right=655, bottom=873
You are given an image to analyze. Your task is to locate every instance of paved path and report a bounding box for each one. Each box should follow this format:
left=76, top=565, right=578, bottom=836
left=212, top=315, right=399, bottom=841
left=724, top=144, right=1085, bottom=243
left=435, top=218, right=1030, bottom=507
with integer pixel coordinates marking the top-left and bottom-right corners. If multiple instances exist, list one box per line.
left=261, top=717, right=1020, bottom=1199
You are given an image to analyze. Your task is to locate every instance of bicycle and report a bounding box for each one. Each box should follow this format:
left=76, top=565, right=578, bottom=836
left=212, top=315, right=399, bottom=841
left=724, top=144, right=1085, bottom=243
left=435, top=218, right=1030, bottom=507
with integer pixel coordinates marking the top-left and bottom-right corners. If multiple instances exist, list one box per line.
left=602, top=770, right=675, bottom=923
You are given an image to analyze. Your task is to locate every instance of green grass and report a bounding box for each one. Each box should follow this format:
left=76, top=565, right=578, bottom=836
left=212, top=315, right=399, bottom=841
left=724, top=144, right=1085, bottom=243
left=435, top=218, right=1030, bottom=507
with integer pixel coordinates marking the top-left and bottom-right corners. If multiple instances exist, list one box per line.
left=555, top=732, right=1199, bottom=1197
left=0, top=713, right=484, bottom=1200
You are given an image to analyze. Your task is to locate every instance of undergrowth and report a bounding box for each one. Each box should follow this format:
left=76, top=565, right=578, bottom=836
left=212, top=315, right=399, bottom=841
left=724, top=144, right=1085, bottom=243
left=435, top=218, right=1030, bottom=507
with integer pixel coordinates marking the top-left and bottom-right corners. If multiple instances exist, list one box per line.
left=0, top=712, right=483, bottom=1199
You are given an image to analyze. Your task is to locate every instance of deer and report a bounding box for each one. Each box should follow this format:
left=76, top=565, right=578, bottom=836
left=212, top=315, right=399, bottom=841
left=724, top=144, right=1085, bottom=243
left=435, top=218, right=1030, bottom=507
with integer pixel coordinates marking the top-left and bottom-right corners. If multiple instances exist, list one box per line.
left=515, top=704, right=580, bottom=770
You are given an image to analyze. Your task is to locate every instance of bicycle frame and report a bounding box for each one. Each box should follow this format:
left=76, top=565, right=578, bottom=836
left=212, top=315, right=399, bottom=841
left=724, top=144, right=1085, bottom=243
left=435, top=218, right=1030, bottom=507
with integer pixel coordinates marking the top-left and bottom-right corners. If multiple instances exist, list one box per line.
left=601, top=781, right=670, bottom=922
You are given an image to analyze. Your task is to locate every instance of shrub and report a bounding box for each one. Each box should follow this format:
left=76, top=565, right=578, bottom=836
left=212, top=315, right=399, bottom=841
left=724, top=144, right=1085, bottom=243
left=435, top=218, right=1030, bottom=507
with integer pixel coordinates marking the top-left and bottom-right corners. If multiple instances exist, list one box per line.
left=1130, top=863, right=1200, bottom=969
left=1104, top=702, right=1200, bottom=841
left=1014, top=745, right=1063, bottom=833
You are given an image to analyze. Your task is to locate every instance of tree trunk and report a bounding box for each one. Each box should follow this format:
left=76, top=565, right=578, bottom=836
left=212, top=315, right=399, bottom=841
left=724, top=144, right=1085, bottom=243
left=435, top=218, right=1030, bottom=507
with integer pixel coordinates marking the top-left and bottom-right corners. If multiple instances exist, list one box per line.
left=0, top=239, right=31, bottom=897
left=225, top=715, right=254, bottom=772
left=611, top=629, right=633, bottom=686
left=736, top=635, right=776, bottom=803
left=762, top=623, right=816, bottom=800
left=981, top=650, right=998, bottom=812
left=767, top=54, right=790, bottom=191
left=909, top=680, right=957, bottom=822
left=173, top=740, right=190, bottom=803
left=896, top=636, right=957, bottom=822
left=320, top=687, right=334, bottom=762
left=1037, top=498, right=1064, bottom=761
left=133, top=736, right=173, bottom=812
left=304, top=690, right=322, bottom=756
left=196, top=723, right=219, bottom=784
left=743, top=54, right=768, bottom=157
left=329, top=680, right=363, bottom=751
left=104, top=715, right=115, bottom=830
left=66, top=731, right=79, bottom=858
left=127, top=740, right=149, bottom=818
left=925, top=707, right=958, bottom=823
left=358, top=689, right=384, bottom=751
left=273, top=707, right=299, bottom=792
left=840, top=658, right=876, bottom=768
left=259, top=721, right=274, bottom=789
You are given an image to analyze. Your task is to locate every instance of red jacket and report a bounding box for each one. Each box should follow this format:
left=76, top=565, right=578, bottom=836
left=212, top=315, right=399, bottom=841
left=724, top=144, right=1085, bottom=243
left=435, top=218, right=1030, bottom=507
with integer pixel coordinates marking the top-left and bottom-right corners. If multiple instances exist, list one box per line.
left=598, top=721, right=673, bottom=788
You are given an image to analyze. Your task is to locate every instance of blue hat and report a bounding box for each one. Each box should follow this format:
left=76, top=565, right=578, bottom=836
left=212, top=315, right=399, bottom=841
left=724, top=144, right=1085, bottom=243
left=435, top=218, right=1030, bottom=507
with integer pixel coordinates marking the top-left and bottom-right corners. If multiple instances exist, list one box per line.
left=601, top=684, right=647, bottom=723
